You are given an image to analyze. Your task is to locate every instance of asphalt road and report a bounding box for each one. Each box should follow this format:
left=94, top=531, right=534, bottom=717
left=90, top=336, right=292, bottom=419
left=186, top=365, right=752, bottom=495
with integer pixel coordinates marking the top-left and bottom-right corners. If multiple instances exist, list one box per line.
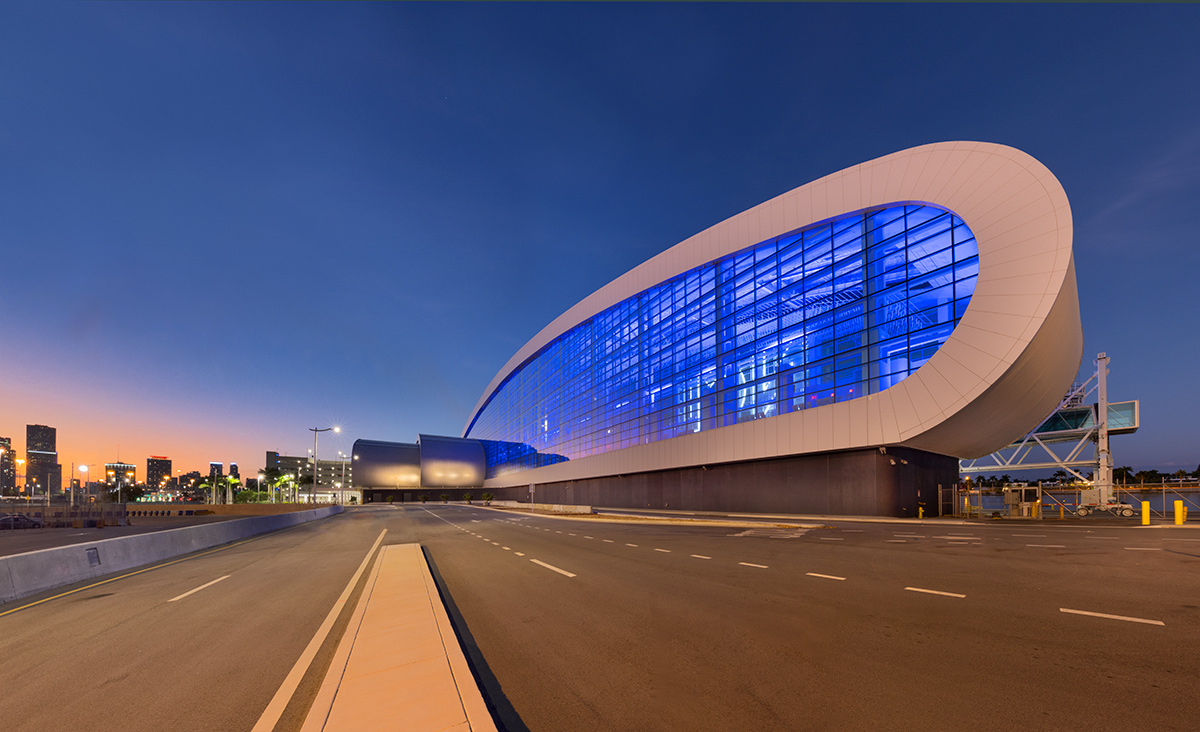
left=1, top=505, right=1197, bottom=732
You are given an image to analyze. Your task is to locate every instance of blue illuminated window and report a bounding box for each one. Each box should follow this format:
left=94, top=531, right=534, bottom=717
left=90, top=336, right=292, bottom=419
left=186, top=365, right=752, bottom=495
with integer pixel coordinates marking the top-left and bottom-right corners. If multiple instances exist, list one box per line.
left=469, top=204, right=979, bottom=477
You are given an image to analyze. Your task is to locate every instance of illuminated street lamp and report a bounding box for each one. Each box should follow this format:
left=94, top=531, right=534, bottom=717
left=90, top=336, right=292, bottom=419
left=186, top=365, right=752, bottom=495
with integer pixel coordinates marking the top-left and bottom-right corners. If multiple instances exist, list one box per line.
left=79, top=465, right=88, bottom=502
left=308, top=426, right=340, bottom=504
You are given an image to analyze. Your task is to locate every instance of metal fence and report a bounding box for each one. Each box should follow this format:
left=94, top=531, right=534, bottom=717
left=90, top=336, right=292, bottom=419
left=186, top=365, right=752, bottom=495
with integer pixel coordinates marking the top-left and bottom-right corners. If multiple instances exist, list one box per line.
left=949, top=485, right=1199, bottom=519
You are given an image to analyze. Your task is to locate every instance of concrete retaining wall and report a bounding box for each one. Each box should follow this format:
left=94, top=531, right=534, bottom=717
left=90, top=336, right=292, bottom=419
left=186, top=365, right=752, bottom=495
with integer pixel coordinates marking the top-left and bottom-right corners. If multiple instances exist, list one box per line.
left=0, top=506, right=342, bottom=605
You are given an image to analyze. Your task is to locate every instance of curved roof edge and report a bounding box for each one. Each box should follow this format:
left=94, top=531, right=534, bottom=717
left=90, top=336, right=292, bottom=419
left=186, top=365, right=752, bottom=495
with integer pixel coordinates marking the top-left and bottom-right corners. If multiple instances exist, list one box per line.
left=466, top=141, right=1082, bottom=487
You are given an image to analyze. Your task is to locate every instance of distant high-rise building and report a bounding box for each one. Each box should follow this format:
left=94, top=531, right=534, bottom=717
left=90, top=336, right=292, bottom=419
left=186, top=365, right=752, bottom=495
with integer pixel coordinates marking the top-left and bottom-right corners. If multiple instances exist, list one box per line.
left=209, top=462, right=223, bottom=479
left=0, top=436, right=14, bottom=494
left=105, top=462, right=137, bottom=486
left=229, top=462, right=240, bottom=480
left=147, top=456, right=172, bottom=488
left=265, top=450, right=352, bottom=490
left=265, top=451, right=307, bottom=477
left=26, top=424, right=62, bottom=495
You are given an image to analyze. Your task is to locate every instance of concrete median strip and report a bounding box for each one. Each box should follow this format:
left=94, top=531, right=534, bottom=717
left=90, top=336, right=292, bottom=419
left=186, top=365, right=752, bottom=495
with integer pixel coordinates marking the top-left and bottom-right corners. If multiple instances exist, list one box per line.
left=301, top=543, right=497, bottom=732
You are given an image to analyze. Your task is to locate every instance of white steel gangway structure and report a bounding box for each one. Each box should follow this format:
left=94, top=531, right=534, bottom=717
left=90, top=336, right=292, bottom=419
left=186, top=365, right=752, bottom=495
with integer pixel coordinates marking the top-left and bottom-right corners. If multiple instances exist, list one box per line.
left=959, top=353, right=1140, bottom=514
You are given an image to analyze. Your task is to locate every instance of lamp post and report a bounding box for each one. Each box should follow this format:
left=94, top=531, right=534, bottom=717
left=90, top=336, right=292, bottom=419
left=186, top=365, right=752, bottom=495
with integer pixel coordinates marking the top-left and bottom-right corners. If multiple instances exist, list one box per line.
left=308, top=426, right=340, bottom=504
left=16, top=458, right=25, bottom=498
left=338, top=451, right=350, bottom=505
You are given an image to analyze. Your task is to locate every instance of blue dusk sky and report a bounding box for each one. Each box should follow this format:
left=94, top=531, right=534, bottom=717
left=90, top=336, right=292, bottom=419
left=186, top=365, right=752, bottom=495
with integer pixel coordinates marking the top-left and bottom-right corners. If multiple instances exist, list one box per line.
left=1, top=2, right=1198, bottom=477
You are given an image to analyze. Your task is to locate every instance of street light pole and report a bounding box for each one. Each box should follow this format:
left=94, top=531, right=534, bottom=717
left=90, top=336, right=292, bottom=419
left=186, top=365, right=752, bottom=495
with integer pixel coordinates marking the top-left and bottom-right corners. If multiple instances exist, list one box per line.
left=308, top=426, right=340, bottom=504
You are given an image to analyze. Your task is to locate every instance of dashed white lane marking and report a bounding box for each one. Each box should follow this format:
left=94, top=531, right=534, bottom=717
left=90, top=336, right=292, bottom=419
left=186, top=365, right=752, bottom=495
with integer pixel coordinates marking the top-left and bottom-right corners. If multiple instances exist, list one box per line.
left=840, top=529, right=864, bottom=533
left=820, top=537, right=844, bottom=541
left=690, top=554, right=712, bottom=559
left=530, top=559, right=576, bottom=578
left=168, top=575, right=231, bottom=603
left=1012, top=534, right=1047, bottom=538
left=948, top=541, right=975, bottom=545
left=1086, top=536, right=1119, bottom=539
left=894, top=533, right=925, bottom=538
left=502, top=546, right=511, bottom=551
left=584, top=536, right=594, bottom=539
left=602, top=539, right=614, bottom=543
left=1125, top=547, right=1163, bottom=551
left=625, top=543, right=639, bottom=547
left=555, top=530, right=562, bottom=534
left=739, top=562, right=768, bottom=569
left=934, top=535, right=980, bottom=540
left=491, top=542, right=499, bottom=546
left=886, top=540, right=907, bottom=543
left=1060, top=608, right=1164, bottom=626
left=568, top=533, right=576, bottom=536
left=1026, top=544, right=1066, bottom=548
left=947, top=533, right=976, bottom=537
left=1163, top=537, right=1200, bottom=542
left=806, top=572, right=846, bottom=581
left=905, top=587, right=965, bottom=598
left=654, top=548, right=671, bottom=553
left=514, top=552, right=525, bottom=557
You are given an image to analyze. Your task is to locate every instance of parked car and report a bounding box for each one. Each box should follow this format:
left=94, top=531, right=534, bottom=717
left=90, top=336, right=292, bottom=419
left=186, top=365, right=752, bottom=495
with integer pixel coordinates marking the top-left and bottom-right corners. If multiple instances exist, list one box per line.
left=0, top=514, right=45, bottom=529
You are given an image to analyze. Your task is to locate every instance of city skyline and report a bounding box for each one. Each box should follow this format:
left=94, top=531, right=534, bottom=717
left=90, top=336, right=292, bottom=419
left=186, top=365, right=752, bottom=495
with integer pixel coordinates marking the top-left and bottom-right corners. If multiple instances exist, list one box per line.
left=2, top=4, right=1198, bottom=475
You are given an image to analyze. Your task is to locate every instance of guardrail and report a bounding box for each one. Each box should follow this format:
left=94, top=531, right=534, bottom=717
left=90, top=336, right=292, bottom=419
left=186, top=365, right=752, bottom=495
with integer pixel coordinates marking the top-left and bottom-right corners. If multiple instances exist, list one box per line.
left=0, top=505, right=342, bottom=605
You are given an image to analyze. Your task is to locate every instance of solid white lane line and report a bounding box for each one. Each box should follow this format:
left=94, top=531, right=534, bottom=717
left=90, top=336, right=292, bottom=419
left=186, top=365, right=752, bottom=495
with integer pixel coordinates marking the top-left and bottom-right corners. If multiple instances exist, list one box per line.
left=625, top=543, right=638, bottom=547
left=251, top=529, right=387, bottom=732
left=806, top=573, right=846, bottom=581
left=1125, top=547, right=1163, bottom=551
left=654, top=548, right=671, bottom=553
left=1060, top=608, right=1164, bottom=626
left=739, top=562, right=768, bottom=569
left=168, top=575, right=231, bottom=603
left=905, top=587, right=965, bottom=598
left=530, top=559, right=576, bottom=578
left=820, top=537, right=844, bottom=541
left=690, top=554, right=712, bottom=559
left=1026, top=544, right=1066, bottom=548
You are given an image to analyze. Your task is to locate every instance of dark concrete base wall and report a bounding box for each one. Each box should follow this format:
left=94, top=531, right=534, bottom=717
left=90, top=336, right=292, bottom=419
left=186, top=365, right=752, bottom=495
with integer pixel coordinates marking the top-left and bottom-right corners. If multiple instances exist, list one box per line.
left=488, top=447, right=958, bottom=517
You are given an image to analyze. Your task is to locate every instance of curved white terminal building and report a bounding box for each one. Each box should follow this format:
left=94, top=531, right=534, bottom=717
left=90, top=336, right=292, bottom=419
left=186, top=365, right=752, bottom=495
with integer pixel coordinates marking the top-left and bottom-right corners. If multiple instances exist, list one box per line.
left=363, top=142, right=1082, bottom=516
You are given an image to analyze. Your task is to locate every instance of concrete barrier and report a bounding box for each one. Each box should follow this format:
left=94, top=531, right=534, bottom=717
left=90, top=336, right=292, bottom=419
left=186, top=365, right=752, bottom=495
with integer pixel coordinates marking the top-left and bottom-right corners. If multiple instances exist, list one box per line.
left=490, top=500, right=593, bottom=514
left=0, top=506, right=342, bottom=605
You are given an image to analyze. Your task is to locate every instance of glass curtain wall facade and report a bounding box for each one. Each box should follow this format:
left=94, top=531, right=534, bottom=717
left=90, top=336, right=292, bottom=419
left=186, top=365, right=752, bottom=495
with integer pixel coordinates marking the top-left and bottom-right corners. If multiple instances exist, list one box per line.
left=468, top=204, right=979, bottom=478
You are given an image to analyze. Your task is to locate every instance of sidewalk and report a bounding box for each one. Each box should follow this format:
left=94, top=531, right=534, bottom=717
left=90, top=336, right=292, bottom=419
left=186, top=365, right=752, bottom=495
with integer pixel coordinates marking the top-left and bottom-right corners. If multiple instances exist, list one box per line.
left=301, top=543, right=496, bottom=732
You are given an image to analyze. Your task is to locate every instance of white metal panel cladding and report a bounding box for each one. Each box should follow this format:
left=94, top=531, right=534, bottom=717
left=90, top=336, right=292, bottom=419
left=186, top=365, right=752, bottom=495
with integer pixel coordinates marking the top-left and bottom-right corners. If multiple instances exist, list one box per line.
left=467, top=142, right=1081, bottom=488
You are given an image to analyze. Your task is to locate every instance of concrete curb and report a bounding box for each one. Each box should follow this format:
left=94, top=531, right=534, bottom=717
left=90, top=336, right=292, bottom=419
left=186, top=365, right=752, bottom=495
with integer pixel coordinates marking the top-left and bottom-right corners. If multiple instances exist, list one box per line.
left=302, top=543, right=496, bottom=732
left=0, top=506, right=342, bottom=605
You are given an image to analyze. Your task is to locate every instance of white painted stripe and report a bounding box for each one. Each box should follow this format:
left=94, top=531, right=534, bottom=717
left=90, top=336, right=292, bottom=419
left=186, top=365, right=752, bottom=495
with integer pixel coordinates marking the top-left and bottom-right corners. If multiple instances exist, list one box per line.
left=514, top=552, right=525, bottom=557
left=568, top=533, right=576, bottom=536
left=1086, top=536, right=1119, bottom=539
left=934, top=535, right=980, bottom=540
left=501, top=547, right=510, bottom=551
left=904, top=587, right=965, bottom=598
left=690, top=554, right=711, bottom=559
left=602, top=539, right=614, bottom=543
left=168, top=575, right=230, bottom=603
left=654, top=548, right=671, bottom=553
left=1125, top=547, right=1162, bottom=551
left=1163, top=537, right=1200, bottom=542
left=491, top=542, right=499, bottom=546
left=840, top=529, right=864, bottom=533
left=739, top=562, right=768, bottom=569
left=1012, top=534, right=1046, bottom=537
left=625, top=543, right=638, bottom=547
left=530, top=559, right=576, bottom=578
left=947, top=533, right=976, bottom=537
left=820, top=537, right=844, bottom=541
left=806, top=573, right=846, bottom=581
left=251, top=529, right=387, bottom=732
left=894, top=534, right=925, bottom=538
left=1026, top=544, right=1066, bottom=548
left=886, top=539, right=907, bottom=543
left=1060, top=608, right=1164, bottom=626
left=584, top=536, right=594, bottom=539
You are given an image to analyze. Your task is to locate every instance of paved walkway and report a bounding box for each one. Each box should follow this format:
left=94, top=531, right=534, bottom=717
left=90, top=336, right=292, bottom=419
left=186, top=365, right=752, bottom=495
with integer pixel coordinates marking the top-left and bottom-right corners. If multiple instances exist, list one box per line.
left=302, top=543, right=496, bottom=732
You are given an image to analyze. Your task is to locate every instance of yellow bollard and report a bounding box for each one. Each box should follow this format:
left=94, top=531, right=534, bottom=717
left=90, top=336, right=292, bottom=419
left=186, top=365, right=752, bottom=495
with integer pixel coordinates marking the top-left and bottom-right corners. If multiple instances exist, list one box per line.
left=1175, top=500, right=1184, bottom=525
left=1142, top=501, right=1150, bottom=526
left=1060, top=505, right=1064, bottom=520
left=918, top=506, right=924, bottom=519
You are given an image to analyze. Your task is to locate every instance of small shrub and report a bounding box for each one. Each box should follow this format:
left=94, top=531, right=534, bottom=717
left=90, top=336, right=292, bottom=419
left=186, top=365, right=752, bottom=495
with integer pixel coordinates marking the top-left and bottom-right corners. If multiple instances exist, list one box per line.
left=440, top=493, right=450, bottom=503
left=481, top=492, right=493, bottom=505
left=419, top=494, right=427, bottom=503
left=463, top=493, right=473, bottom=504
left=387, top=495, right=395, bottom=503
